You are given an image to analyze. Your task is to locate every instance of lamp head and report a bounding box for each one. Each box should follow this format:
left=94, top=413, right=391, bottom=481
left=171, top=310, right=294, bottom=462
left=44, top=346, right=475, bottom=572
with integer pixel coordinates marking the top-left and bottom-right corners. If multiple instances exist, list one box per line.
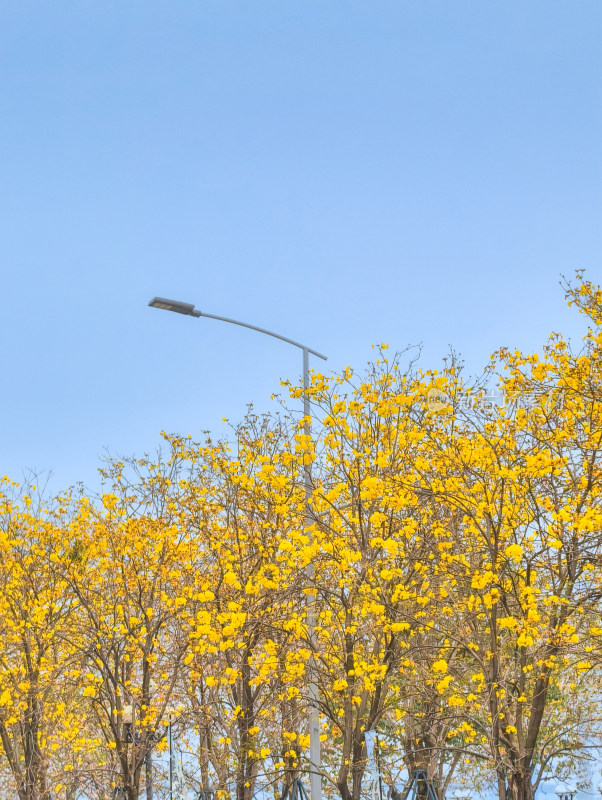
left=149, top=297, right=201, bottom=317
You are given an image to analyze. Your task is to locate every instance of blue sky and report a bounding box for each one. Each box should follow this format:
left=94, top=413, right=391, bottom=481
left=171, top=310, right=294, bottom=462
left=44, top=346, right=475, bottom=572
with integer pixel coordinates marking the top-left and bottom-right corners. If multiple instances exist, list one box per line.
left=1, top=1, right=601, bottom=493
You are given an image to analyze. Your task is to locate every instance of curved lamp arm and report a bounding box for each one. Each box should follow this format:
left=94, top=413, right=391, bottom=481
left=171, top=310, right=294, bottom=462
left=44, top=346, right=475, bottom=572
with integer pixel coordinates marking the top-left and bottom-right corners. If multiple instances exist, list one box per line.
left=148, top=297, right=327, bottom=361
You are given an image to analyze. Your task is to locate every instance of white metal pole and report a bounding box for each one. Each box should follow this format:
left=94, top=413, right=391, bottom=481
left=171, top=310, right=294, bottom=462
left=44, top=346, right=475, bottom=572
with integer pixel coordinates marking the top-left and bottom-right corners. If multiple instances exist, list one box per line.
left=169, top=715, right=173, bottom=800
left=303, top=347, right=321, bottom=800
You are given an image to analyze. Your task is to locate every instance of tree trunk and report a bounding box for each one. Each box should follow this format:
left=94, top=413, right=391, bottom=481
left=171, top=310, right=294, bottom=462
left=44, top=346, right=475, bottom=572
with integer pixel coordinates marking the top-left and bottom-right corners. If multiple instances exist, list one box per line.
left=236, top=646, right=257, bottom=800
left=496, top=766, right=507, bottom=800
left=350, top=736, right=367, bottom=800
left=507, top=771, right=535, bottom=800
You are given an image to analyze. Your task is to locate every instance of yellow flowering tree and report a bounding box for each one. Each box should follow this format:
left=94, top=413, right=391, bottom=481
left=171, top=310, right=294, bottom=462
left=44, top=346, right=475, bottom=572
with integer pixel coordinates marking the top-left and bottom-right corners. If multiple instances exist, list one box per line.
left=402, top=275, right=602, bottom=800
left=0, top=478, right=96, bottom=800
left=62, top=452, right=208, bottom=800
left=284, top=353, right=458, bottom=800
left=175, top=414, right=310, bottom=800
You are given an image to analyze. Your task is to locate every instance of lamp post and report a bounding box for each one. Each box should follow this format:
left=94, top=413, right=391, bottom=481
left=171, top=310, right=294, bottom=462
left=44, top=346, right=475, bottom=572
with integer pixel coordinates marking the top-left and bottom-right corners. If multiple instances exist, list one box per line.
left=555, top=784, right=577, bottom=800
left=169, top=712, right=173, bottom=800
left=165, top=705, right=184, bottom=800
left=149, top=297, right=327, bottom=800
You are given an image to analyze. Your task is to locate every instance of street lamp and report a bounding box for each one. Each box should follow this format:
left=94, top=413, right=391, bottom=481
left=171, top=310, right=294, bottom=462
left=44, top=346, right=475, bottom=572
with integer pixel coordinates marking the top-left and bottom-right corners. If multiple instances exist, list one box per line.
left=149, top=297, right=327, bottom=800
left=555, top=784, right=577, bottom=800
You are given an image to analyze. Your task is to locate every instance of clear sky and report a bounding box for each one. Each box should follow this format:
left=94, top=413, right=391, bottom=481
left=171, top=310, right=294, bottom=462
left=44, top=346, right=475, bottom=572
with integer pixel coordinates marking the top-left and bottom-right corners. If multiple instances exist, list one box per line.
left=1, top=0, right=601, bottom=494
